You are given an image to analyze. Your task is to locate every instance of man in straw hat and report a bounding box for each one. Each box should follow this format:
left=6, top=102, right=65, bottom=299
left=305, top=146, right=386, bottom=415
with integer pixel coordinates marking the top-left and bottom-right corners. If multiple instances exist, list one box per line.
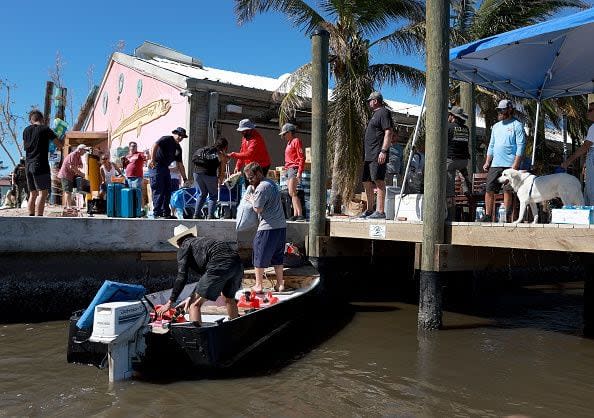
left=156, top=224, right=242, bottom=324
left=446, top=105, right=471, bottom=219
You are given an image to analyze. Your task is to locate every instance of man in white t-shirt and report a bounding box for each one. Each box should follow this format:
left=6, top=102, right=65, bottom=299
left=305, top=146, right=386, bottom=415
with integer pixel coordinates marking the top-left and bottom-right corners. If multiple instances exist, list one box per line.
left=562, top=101, right=594, bottom=204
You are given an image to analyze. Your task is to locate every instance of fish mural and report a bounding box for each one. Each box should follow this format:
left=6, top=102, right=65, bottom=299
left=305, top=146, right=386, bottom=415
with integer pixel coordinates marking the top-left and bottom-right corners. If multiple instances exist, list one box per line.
left=111, top=99, right=171, bottom=146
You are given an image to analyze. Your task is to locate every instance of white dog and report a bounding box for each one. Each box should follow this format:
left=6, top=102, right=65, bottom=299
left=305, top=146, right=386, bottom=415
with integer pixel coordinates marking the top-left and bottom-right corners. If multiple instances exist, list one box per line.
left=498, top=168, right=584, bottom=224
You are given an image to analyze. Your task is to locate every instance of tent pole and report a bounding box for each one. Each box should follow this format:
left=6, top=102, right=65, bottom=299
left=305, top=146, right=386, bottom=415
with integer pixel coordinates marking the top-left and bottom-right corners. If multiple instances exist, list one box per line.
left=531, top=101, right=541, bottom=167
left=395, top=89, right=426, bottom=219
left=562, top=113, right=568, bottom=161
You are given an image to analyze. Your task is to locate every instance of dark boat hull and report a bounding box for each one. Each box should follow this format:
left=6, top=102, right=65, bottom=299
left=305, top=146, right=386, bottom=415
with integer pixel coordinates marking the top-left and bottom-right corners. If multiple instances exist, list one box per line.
left=166, top=281, right=320, bottom=368
left=67, top=278, right=321, bottom=372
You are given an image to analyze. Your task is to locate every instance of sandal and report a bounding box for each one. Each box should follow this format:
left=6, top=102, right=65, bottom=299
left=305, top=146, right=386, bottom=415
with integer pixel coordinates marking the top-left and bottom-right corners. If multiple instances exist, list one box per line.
left=250, top=287, right=264, bottom=294
left=273, top=284, right=285, bottom=292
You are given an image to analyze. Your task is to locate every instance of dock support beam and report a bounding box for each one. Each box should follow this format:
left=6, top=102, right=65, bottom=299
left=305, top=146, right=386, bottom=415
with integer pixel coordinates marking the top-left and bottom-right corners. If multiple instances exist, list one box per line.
left=418, top=0, right=449, bottom=330
left=308, top=28, right=329, bottom=266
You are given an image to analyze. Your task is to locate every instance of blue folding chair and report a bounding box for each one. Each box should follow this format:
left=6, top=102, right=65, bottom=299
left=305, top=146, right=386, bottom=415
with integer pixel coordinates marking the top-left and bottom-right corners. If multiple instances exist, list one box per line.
left=170, top=187, right=200, bottom=219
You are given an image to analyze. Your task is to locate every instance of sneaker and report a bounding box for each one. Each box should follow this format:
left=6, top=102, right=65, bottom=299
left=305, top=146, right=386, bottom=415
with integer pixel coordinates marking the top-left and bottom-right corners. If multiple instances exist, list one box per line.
left=477, top=214, right=492, bottom=222
left=367, top=211, right=386, bottom=219
left=358, top=210, right=374, bottom=218
left=293, top=215, right=306, bottom=222
left=288, top=216, right=297, bottom=221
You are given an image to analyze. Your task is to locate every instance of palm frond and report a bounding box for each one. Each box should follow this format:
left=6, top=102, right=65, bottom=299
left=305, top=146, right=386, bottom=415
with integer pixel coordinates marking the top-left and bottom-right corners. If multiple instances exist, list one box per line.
left=369, top=21, right=425, bottom=55
left=368, top=63, right=425, bottom=93
left=471, top=0, right=589, bottom=39
left=272, top=63, right=313, bottom=125
left=234, top=0, right=325, bottom=34
left=352, top=0, right=425, bottom=38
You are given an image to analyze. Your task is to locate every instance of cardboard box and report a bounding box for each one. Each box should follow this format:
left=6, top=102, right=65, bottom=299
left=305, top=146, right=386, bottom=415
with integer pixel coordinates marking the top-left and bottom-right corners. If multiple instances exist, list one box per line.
left=345, top=199, right=367, bottom=217
left=551, top=207, right=594, bottom=224
left=305, top=147, right=311, bottom=163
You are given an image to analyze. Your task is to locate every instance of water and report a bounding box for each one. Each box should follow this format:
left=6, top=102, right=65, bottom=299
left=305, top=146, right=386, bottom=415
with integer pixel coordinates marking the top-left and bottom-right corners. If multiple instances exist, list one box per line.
left=1, top=282, right=593, bottom=417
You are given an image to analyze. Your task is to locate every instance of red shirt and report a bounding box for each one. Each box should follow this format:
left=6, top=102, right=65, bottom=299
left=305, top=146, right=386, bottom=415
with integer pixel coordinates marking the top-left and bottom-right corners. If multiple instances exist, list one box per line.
left=229, top=130, right=271, bottom=172
left=123, top=151, right=146, bottom=177
left=284, top=137, right=305, bottom=176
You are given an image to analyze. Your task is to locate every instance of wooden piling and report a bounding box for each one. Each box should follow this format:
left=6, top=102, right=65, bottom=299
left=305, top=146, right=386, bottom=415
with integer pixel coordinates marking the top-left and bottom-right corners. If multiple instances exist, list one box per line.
left=419, top=0, right=450, bottom=330
left=43, top=81, right=54, bottom=125
left=460, top=82, right=476, bottom=172
left=308, top=29, right=329, bottom=263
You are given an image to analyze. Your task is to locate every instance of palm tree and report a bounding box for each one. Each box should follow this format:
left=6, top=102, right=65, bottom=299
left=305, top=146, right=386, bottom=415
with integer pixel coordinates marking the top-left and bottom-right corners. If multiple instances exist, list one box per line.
left=234, top=0, right=426, bottom=207
left=450, top=0, right=589, bottom=172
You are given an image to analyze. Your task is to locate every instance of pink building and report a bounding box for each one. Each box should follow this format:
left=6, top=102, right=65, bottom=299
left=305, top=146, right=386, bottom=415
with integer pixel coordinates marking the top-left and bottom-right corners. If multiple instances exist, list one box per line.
left=82, top=42, right=313, bottom=176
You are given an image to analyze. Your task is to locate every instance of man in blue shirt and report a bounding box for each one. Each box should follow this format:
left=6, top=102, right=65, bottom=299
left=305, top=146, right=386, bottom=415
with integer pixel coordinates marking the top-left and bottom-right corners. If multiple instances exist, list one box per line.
left=481, top=100, right=526, bottom=222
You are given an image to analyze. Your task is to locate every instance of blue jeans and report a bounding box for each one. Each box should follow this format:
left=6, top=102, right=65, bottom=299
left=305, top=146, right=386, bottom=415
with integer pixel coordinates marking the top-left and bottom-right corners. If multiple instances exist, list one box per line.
left=193, top=173, right=219, bottom=217
left=151, top=165, right=172, bottom=217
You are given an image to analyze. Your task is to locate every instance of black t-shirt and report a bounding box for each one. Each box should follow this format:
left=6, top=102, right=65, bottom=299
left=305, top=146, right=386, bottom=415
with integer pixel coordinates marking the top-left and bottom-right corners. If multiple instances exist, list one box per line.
left=23, top=124, right=57, bottom=174
left=192, top=146, right=220, bottom=176
left=364, top=107, right=393, bottom=161
left=170, top=237, right=240, bottom=302
left=154, top=135, right=178, bottom=167
left=447, top=121, right=470, bottom=160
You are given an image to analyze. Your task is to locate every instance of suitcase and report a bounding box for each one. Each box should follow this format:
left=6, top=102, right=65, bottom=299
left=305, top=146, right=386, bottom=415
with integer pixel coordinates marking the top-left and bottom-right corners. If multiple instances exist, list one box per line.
left=107, top=183, right=123, bottom=217
left=120, top=187, right=142, bottom=218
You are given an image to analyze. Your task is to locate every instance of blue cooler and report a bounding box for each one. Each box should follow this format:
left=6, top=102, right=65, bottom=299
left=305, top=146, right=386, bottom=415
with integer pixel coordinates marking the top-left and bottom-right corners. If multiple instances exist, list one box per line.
left=107, top=183, right=123, bottom=217
left=120, top=187, right=142, bottom=218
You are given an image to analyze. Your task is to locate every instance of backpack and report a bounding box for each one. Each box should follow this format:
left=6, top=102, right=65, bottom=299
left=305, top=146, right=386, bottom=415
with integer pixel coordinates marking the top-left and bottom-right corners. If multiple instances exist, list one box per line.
left=192, top=146, right=218, bottom=167
left=404, top=152, right=424, bottom=194
left=14, top=165, right=26, bottom=184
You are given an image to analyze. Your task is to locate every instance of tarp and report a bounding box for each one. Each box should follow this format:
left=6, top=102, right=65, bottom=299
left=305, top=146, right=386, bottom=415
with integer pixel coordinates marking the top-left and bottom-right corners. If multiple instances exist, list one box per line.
left=449, top=7, right=594, bottom=100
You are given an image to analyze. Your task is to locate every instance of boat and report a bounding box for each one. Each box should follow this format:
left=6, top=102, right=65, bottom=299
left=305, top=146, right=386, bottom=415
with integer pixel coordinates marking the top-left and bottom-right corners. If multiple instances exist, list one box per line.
left=67, top=266, right=321, bottom=382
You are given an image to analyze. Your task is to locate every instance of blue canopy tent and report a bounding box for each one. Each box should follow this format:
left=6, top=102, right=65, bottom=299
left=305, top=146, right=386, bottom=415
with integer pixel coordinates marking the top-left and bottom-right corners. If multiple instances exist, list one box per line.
left=396, top=7, right=594, bottom=219
left=449, top=7, right=594, bottom=165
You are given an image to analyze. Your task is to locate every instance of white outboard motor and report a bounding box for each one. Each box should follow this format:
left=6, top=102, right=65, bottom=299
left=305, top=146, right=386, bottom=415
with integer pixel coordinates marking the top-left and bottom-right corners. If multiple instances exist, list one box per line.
left=89, top=301, right=149, bottom=382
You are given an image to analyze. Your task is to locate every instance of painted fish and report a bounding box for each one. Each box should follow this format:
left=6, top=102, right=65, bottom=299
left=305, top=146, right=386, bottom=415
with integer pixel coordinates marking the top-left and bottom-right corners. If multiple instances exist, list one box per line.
left=111, top=99, right=171, bottom=146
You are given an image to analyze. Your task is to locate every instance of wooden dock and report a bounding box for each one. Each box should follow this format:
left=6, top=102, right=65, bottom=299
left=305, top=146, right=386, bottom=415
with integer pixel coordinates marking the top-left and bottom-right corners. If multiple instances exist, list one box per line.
left=322, top=217, right=594, bottom=271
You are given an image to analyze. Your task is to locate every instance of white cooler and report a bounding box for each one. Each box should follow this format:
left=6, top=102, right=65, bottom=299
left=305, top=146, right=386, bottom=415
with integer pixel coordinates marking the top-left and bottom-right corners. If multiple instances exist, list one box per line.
left=384, top=186, right=401, bottom=220
left=394, top=194, right=424, bottom=221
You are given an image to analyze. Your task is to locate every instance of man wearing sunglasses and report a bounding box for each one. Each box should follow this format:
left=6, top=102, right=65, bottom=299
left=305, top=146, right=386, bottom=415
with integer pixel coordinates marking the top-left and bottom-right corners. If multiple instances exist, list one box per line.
left=481, top=99, right=526, bottom=222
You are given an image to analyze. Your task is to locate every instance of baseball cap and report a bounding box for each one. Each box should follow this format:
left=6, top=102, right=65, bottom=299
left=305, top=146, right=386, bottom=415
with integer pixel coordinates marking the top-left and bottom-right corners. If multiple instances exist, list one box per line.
left=496, top=99, right=513, bottom=110
left=279, top=123, right=296, bottom=136
left=172, top=127, right=188, bottom=138
left=367, top=91, right=383, bottom=102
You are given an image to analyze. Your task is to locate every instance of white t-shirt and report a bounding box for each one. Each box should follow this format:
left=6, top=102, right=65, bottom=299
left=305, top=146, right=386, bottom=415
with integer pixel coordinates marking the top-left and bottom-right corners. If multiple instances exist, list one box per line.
left=587, top=124, right=594, bottom=147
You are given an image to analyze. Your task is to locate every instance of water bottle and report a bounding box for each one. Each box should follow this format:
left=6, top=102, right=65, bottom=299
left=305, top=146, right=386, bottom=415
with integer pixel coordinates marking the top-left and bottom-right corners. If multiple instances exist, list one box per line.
left=498, top=205, right=506, bottom=223
left=475, top=206, right=484, bottom=221
left=392, top=174, right=398, bottom=187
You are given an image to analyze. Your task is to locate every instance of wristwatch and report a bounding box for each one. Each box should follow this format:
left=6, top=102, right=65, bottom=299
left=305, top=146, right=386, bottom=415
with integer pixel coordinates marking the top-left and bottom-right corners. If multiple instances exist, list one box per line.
left=380, top=149, right=388, bottom=154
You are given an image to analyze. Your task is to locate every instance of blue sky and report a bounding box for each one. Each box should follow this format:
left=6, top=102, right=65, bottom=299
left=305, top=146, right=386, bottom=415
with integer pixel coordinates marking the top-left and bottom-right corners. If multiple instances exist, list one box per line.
left=0, top=1, right=423, bottom=173
left=0, top=1, right=590, bottom=174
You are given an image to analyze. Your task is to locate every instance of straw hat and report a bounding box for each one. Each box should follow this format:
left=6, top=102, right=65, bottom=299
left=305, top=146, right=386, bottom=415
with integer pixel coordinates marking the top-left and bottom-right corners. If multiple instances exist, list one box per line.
left=168, top=224, right=198, bottom=248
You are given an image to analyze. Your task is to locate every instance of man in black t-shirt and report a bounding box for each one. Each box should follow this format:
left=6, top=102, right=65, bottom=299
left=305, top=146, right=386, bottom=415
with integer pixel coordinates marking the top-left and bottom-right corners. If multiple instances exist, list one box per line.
left=360, top=91, right=394, bottom=219
left=23, top=110, right=61, bottom=216
left=156, top=224, right=242, bottom=325
left=148, top=127, right=187, bottom=218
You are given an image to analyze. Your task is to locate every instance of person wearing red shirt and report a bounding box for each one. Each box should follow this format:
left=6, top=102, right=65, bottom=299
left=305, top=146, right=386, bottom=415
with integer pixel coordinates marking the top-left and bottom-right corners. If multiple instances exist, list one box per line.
left=121, top=141, right=146, bottom=180
left=280, top=123, right=305, bottom=221
left=228, top=119, right=271, bottom=176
